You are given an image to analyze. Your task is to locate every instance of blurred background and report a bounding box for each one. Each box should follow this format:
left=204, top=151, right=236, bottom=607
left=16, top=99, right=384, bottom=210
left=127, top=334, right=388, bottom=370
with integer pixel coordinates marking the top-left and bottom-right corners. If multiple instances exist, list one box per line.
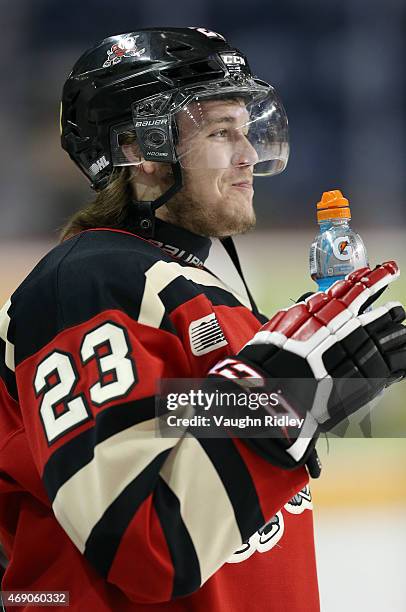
left=1, top=1, right=405, bottom=609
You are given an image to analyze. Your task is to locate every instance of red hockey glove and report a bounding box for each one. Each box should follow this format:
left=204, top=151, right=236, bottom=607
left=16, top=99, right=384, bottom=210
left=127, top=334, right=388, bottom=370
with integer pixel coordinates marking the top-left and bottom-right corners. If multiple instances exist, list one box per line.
left=209, top=262, right=406, bottom=470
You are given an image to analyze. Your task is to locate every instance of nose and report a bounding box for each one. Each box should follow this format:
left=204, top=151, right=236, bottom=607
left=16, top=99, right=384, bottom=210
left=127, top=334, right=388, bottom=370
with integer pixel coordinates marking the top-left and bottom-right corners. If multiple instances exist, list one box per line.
left=231, top=132, right=259, bottom=167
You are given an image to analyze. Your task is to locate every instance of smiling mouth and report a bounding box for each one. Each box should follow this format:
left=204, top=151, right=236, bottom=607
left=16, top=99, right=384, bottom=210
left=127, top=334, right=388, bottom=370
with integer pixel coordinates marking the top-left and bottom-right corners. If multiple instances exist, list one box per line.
left=232, top=182, right=253, bottom=189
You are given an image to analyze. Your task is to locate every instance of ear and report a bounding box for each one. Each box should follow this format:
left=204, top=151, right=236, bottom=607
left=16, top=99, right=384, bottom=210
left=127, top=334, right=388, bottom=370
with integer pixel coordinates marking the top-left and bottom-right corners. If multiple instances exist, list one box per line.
left=139, top=161, right=158, bottom=175
left=121, top=143, right=156, bottom=175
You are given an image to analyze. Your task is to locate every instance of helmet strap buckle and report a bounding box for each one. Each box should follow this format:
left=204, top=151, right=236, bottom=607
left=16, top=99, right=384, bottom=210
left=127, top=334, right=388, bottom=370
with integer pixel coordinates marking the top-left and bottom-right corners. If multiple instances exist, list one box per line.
left=135, top=202, right=155, bottom=238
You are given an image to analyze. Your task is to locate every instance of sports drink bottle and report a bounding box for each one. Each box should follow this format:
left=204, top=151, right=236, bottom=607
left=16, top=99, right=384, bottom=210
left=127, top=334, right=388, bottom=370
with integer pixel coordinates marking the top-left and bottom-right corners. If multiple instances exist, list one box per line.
left=309, top=190, right=374, bottom=439
left=309, top=190, right=368, bottom=292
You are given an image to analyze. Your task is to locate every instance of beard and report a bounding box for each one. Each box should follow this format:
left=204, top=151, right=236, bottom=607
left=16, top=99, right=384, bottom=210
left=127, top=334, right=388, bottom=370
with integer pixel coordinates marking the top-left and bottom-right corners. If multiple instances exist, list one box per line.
left=157, top=172, right=257, bottom=238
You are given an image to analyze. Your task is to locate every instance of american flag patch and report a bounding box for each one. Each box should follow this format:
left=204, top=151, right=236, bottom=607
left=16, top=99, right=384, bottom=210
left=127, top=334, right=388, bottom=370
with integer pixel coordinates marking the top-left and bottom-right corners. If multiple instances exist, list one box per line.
left=189, top=313, right=228, bottom=356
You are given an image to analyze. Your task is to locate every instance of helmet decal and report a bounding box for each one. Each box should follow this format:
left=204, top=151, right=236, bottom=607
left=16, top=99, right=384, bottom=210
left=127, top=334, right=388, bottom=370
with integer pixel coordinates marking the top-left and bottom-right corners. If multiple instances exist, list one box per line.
left=89, top=155, right=110, bottom=178
left=103, top=34, right=146, bottom=68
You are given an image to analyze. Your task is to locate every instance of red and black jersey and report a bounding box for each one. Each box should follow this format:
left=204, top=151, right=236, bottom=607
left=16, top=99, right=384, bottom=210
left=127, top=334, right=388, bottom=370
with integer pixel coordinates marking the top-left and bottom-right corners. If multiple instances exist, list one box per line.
left=0, top=220, right=319, bottom=611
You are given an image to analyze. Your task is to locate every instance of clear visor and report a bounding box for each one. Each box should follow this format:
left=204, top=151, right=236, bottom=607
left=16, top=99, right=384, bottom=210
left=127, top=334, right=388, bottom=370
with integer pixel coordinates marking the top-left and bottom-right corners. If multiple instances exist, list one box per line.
left=174, top=87, right=289, bottom=176
left=110, top=84, right=289, bottom=177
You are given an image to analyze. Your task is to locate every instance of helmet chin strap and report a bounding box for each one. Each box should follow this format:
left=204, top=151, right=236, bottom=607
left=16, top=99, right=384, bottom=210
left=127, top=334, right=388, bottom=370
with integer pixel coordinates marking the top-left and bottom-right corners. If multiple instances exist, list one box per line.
left=129, top=161, right=183, bottom=238
left=219, top=235, right=263, bottom=320
left=127, top=164, right=260, bottom=325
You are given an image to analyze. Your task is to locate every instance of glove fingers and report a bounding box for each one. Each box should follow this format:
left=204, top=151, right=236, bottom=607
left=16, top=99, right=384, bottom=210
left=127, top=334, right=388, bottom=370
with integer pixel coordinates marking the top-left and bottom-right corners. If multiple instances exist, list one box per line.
left=358, top=302, right=405, bottom=335
left=355, top=300, right=406, bottom=372
left=326, top=329, right=390, bottom=379
left=329, top=261, right=400, bottom=316
left=357, top=262, right=400, bottom=310
left=322, top=320, right=371, bottom=373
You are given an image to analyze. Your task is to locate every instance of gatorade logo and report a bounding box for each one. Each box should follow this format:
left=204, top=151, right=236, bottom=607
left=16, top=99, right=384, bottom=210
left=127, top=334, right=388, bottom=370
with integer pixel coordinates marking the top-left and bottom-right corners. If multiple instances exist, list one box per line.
left=332, top=236, right=353, bottom=260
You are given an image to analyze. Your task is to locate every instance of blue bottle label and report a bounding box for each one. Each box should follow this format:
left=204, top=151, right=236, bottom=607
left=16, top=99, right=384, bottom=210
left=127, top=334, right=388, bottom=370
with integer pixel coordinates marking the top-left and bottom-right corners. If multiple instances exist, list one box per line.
left=311, top=227, right=368, bottom=282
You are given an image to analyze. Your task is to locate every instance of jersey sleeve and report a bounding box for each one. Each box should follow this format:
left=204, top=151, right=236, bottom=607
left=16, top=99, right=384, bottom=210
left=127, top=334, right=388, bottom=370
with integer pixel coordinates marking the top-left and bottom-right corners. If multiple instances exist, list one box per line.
left=12, top=246, right=308, bottom=605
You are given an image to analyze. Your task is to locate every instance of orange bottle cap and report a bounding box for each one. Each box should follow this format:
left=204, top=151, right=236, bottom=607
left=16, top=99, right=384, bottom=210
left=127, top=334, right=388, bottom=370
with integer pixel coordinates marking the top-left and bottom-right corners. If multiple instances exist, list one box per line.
left=317, top=189, right=351, bottom=222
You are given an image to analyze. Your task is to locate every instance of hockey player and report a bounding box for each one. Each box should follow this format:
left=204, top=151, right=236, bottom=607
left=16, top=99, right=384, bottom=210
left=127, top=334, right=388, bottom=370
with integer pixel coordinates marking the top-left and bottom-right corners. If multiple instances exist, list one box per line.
left=1, top=28, right=406, bottom=611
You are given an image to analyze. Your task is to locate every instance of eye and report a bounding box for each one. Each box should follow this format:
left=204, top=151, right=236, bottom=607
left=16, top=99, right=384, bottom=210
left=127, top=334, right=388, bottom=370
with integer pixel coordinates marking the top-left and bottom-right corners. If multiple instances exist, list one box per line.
left=209, top=128, right=229, bottom=138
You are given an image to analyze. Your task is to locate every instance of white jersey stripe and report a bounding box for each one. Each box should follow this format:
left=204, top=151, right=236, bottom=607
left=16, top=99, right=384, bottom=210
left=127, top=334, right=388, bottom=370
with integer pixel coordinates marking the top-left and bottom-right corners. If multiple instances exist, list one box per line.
left=0, top=299, right=15, bottom=372
left=52, top=417, right=177, bottom=553
left=160, top=434, right=242, bottom=585
left=139, top=261, right=252, bottom=328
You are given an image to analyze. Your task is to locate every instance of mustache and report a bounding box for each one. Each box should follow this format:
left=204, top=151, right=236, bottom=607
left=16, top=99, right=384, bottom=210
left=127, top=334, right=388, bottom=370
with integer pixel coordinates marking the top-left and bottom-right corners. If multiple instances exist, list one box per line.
left=229, top=171, right=254, bottom=182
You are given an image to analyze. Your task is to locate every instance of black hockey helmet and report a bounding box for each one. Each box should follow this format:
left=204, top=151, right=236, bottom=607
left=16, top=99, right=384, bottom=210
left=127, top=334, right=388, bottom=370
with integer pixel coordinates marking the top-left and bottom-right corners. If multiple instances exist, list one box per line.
left=61, top=27, right=289, bottom=232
